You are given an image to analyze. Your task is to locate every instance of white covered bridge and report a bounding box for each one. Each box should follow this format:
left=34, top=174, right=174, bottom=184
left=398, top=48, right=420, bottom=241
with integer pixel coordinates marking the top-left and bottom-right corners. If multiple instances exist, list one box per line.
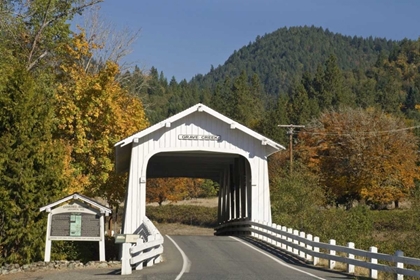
left=114, top=103, right=285, bottom=274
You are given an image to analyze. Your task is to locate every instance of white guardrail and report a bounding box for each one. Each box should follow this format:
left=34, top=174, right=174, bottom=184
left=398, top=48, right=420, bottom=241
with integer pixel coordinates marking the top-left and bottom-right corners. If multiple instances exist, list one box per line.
left=216, top=219, right=420, bottom=280
left=119, top=216, right=164, bottom=275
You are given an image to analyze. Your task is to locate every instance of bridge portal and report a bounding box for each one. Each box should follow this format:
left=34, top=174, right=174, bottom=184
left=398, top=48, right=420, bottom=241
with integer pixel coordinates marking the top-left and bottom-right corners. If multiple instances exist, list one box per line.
left=114, top=103, right=284, bottom=234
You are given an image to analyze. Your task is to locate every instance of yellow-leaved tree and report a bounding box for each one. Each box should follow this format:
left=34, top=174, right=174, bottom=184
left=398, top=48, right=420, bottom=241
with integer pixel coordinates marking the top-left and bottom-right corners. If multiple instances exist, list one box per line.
left=146, top=177, right=210, bottom=205
left=298, top=107, right=420, bottom=208
left=146, top=178, right=189, bottom=206
left=55, top=32, right=149, bottom=205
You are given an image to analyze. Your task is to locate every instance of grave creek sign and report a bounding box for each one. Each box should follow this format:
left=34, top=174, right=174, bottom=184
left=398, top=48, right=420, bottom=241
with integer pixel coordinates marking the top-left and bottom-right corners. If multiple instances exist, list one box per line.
left=177, top=134, right=220, bottom=141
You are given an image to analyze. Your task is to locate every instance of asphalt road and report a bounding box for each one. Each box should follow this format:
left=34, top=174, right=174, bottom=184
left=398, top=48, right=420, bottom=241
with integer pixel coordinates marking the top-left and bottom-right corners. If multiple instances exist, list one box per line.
left=6, top=236, right=354, bottom=280
left=167, top=235, right=352, bottom=280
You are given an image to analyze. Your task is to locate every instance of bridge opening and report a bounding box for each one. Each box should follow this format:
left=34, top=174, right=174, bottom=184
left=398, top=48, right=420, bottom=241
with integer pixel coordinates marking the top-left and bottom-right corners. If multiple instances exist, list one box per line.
left=146, top=151, right=252, bottom=223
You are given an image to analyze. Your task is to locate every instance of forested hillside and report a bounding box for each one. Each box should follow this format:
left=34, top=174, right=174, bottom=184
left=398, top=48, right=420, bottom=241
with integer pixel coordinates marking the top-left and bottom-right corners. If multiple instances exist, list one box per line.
left=122, top=25, right=420, bottom=210
left=125, top=26, right=398, bottom=126
left=192, top=26, right=396, bottom=95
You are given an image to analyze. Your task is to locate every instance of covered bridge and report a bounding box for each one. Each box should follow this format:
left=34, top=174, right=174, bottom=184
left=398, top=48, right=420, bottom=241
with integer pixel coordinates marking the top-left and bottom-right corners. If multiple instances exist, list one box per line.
left=114, top=103, right=285, bottom=234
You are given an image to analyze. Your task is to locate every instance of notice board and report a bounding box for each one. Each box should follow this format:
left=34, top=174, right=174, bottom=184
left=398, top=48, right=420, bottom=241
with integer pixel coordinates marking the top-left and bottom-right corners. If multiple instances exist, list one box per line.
left=48, top=201, right=102, bottom=241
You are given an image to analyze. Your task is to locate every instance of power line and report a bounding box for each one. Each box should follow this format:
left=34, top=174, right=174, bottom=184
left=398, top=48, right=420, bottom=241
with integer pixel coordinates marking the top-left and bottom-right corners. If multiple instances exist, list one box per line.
left=278, top=124, right=305, bottom=173
left=300, top=125, right=420, bottom=137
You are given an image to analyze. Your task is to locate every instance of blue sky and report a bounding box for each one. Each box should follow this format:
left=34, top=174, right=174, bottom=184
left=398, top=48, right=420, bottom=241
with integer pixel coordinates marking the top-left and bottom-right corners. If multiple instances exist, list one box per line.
left=97, top=0, right=420, bottom=82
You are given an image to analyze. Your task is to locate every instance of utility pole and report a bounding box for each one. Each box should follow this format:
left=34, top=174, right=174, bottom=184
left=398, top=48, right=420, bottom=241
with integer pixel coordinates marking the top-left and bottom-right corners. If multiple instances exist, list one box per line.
left=278, top=124, right=305, bottom=173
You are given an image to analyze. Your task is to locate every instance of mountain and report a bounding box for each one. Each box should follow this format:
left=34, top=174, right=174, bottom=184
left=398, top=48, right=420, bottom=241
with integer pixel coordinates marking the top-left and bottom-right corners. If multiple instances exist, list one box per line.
left=126, top=26, right=411, bottom=127
left=190, top=26, right=396, bottom=96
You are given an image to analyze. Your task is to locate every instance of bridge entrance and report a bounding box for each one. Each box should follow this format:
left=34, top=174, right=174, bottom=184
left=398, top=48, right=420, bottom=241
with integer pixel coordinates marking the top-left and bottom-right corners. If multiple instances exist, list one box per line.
left=147, top=151, right=251, bottom=223
left=114, top=103, right=284, bottom=234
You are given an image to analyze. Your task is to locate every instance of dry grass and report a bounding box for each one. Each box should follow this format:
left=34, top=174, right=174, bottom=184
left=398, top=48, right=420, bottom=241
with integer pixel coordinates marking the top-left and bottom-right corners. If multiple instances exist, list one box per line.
left=147, top=197, right=218, bottom=207
left=154, top=222, right=215, bottom=236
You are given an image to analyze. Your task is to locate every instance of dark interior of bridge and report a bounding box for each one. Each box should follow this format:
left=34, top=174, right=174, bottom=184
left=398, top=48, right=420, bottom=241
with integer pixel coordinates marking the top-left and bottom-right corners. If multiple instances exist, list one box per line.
left=146, top=151, right=241, bottom=182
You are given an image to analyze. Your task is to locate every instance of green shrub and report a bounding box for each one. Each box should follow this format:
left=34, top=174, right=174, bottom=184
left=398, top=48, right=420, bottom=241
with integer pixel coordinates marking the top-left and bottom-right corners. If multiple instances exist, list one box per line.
left=50, top=236, right=119, bottom=262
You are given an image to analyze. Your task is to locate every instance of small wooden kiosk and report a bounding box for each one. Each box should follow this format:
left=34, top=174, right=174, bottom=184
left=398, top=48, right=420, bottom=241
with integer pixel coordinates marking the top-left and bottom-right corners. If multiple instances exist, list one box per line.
left=40, top=193, right=112, bottom=262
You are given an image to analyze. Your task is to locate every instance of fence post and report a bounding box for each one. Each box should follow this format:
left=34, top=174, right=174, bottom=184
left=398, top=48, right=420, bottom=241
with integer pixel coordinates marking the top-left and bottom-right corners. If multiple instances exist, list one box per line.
left=395, top=250, right=404, bottom=280
left=293, top=229, right=299, bottom=255
left=144, top=235, right=155, bottom=267
left=258, top=221, right=263, bottom=241
left=154, top=234, right=163, bottom=264
left=347, top=242, right=355, bottom=274
left=271, top=223, right=276, bottom=246
left=281, top=226, right=287, bottom=250
left=329, top=239, right=336, bottom=269
left=313, top=236, right=320, bottom=266
left=251, top=219, right=256, bottom=238
left=254, top=220, right=260, bottom=239
left=134, top=238, right=145, bottom=270
left=370, top=246, right=378, bottom=279
left=306, top=234, right=313, bottom=262
left=263, top=221, right=268, bottom=242
left=121, top=243, right=132, bottom=275
left=299, top=231, right=306, bottom=259
left=276, top=225, right=282, bottom=248
left=287, top=228, right=293, bottom=253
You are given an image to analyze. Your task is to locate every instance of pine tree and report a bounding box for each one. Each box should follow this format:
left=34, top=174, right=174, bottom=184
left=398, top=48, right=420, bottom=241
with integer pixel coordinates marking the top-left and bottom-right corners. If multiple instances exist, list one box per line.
left=249, top=73, right=265, bottom=129
left=258, top=93, right=289, bottom=144
left=230, top=71, right=256, bottom=127
left=287, top=82, right=311, bottom=125
left=210, top=76, right=233, bottom=116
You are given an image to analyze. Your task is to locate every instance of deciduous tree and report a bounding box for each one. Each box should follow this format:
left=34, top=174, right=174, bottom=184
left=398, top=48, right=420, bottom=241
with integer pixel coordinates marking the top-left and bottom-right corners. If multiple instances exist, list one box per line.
left=298, top=107, right=420, bottom=208
left=0, top=0, right=102, bottom=72
left=146, top=178, right=188, bottom=205
left=55, top=32, right=149, bottom=204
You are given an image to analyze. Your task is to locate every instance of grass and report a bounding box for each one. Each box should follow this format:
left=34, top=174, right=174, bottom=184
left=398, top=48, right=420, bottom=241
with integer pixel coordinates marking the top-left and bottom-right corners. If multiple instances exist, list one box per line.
left=146, top=204, right=218, bottom=227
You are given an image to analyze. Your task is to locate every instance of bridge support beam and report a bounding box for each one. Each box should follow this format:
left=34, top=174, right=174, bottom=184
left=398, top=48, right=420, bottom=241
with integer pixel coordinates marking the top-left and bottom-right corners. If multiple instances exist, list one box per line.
left=217, top=156, right=254, bottom=223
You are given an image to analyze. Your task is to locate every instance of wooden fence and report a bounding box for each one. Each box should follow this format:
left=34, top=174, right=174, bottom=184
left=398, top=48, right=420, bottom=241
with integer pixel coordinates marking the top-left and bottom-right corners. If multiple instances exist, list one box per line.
left=216, top=219, right=420, bottom=279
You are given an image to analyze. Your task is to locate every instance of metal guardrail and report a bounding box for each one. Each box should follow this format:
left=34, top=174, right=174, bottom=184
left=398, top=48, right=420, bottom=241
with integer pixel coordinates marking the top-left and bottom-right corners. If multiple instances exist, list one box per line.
left=216, top=219, right=420, bottom=279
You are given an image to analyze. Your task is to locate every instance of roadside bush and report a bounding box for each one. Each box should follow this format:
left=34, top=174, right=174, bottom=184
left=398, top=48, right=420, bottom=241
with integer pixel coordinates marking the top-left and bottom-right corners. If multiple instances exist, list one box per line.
left=270, top=161, right=325, bottom=232
left=50, top=236, right=119, bottom=262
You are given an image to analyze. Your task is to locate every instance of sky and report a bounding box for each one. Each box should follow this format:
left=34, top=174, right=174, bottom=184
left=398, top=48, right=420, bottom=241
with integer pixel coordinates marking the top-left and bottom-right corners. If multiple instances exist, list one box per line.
left=95, top=0, right=420, bottom=82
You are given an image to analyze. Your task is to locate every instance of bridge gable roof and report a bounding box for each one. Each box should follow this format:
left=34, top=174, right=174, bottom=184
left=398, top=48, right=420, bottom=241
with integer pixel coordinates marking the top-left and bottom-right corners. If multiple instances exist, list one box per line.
left=115, top=103, right=285, bottom=151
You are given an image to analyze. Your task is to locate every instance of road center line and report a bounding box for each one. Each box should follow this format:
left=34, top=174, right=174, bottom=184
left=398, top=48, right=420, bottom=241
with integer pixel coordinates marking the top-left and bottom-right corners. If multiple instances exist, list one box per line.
left=230, top=236, right=327, bottom=280
left=166, top=235, right=191, bottom=280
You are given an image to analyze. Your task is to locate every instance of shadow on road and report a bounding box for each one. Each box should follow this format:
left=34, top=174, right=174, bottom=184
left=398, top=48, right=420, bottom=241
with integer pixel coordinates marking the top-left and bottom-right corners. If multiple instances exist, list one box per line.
left=94, top=269, right=121, bottom=276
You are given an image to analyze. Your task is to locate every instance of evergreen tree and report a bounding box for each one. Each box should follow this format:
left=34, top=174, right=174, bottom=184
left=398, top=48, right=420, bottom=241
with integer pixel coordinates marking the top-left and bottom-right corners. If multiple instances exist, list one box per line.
left=0, top=67, right=66, bottom=264
left=313, top=65, right=329, bottom=110
left=352, top=68, right=377, bottom=108
left=287, top=81, right=311, bottom=125
left=230, top=71, right=255, bottom=127
left=375, top=69, right=403, bottom=114
left=249, top=73, right=265, bottom=128
left=210, top=76, right=233, bottom=117
left=323, top=55, right=347, bottom=108
left=258, top=93, right=289, bottom=144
